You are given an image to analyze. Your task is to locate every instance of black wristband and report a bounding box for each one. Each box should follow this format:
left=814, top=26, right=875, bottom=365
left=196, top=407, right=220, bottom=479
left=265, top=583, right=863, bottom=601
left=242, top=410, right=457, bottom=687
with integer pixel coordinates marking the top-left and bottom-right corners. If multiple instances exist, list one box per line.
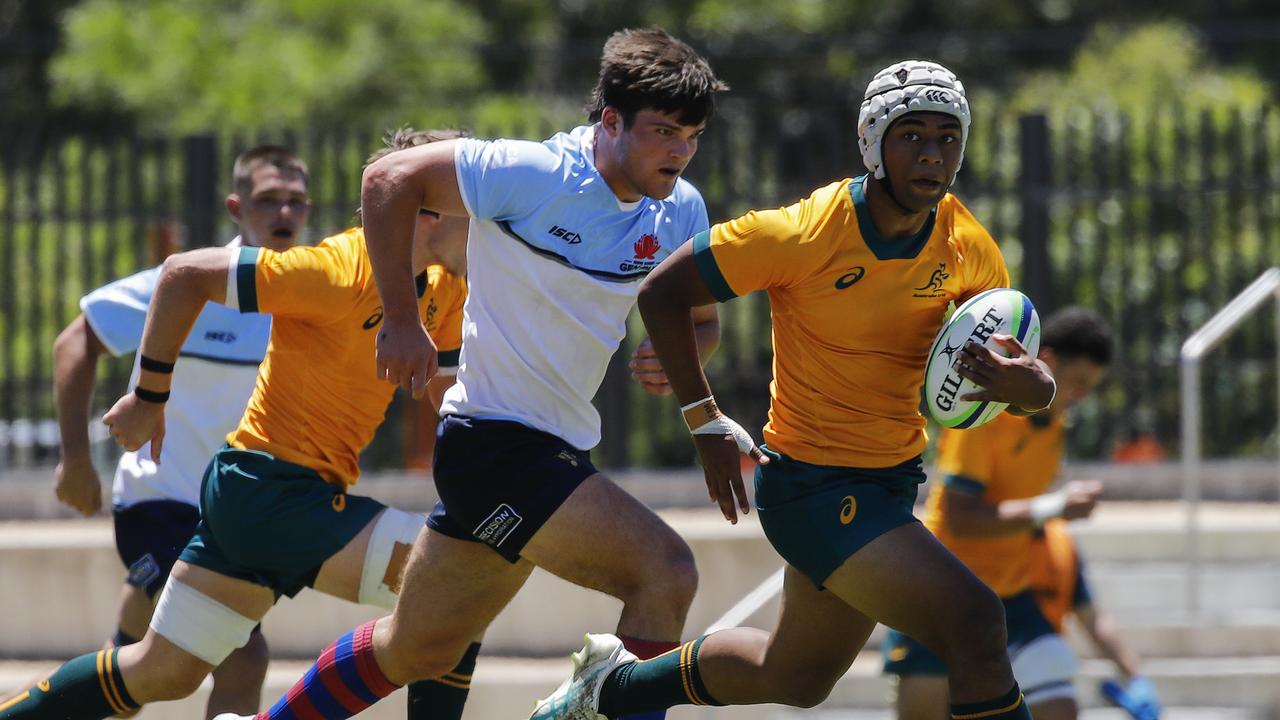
left=139, top=355, right=175, bottom=374
left=133, top=386, right=171, bottom=404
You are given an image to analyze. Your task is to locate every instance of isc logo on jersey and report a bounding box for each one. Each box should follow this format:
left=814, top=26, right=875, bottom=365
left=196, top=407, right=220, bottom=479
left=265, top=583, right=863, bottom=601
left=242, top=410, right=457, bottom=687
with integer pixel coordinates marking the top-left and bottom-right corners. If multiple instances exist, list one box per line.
left=923, top=288, right=1041, bottom=429
left=548, top=225, right=582, bottom=244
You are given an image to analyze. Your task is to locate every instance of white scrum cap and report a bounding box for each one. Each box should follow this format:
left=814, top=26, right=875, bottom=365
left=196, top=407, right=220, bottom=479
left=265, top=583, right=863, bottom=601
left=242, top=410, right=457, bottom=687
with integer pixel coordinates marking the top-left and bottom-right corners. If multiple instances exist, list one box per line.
left=857, top=60, right=970, bottom=179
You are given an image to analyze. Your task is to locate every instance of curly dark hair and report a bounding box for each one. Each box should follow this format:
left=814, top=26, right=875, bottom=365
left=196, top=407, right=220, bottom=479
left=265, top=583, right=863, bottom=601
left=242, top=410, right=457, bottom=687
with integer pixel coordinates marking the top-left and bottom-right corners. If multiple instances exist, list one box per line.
left=1041, top=306, right=1113, bottom=365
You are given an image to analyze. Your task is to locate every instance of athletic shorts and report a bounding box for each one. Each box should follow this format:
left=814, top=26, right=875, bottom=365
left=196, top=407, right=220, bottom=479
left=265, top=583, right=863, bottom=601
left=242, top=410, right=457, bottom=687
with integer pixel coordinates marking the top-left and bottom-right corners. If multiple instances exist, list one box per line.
left=426, top=415, right=599, bottom=563
left=178, top=445, right=385, bottom=598
left=754, top=446, right=924, bottom=586
left=882, top=589, right=1059, bottom=677
left=113, top=499, right=201, bottom=597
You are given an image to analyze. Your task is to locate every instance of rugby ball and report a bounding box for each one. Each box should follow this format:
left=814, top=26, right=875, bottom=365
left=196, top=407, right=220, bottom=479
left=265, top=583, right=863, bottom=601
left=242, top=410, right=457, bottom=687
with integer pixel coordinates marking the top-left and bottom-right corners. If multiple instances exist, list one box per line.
left=923, top=288, right=1041, bottom=429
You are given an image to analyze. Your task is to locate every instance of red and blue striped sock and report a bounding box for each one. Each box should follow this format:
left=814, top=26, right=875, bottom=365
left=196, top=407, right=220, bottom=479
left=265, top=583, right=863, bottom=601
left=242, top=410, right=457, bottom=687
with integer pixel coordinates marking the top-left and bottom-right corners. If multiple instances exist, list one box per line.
left=258, top=620, right=399, bottom=720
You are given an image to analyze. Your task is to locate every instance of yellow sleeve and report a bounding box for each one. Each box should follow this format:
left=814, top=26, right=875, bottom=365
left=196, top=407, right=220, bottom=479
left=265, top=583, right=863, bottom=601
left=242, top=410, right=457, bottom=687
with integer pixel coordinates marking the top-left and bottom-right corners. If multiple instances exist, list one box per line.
left=937, top=425, right=999, bottom=495
left=233, top=239, right=360, bottom=320
left=432, top=275, right=466, bottom=368
left=692, top=198, right=831, bottom=300
left=950, top=202, right=1012, bottom=303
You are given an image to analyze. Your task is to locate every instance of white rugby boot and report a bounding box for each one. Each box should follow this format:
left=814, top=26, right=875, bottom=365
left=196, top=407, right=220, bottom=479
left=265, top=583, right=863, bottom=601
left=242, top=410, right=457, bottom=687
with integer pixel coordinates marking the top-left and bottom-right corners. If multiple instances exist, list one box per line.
left=529, top=633, right=637, bottom=720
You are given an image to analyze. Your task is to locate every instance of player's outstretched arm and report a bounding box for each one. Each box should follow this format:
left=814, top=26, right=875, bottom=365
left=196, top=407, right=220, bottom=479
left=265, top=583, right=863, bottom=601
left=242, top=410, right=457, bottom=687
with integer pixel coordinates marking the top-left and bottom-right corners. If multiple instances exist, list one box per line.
left=1076, top=603, right=1143, bottom=679
left=361, top=140, right=468, bottom=398
left=102, top=247, right=234, bottom=461
left=944, top=480, right=1103, bottom=536
left=956, top=334, right=1056, bottom=413
left=52, top=315, right=108, bottom=516
left=629, top=305, right=720, bottom=396
left=638, top=243, right=765, bottom=525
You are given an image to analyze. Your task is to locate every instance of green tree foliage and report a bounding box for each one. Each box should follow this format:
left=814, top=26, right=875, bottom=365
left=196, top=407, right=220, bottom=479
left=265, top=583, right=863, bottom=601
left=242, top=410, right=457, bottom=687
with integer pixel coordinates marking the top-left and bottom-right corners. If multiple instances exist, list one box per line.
left=1007, top=21, right=1270, bottom=117
left=49, top=0, right=490, bottom=132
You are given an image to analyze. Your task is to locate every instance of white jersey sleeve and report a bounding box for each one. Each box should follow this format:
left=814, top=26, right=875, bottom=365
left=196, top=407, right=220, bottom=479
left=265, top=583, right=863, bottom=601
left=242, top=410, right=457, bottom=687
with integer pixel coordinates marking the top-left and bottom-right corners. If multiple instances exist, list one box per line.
left=79, top=267, right=162, bottom=356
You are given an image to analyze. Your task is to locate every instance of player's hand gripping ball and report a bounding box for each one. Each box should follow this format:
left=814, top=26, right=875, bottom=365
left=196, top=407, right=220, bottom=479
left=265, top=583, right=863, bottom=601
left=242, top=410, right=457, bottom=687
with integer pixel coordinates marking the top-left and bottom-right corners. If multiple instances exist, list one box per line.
left=924, top=288, right=1041, bottom=428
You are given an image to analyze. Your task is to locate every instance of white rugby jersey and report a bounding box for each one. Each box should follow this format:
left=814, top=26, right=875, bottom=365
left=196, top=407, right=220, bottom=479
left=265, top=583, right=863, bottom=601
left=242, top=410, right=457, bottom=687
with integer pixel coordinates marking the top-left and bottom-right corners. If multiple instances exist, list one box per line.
left=442, top=125, right=710, bottom=449
left=80, top=238, right=271, bottom=508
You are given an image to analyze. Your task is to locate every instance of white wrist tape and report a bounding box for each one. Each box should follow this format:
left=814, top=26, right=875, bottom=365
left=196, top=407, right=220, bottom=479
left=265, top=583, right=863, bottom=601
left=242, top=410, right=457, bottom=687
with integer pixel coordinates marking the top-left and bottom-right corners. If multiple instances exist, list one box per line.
left=1029, top=488, right=1069, bottom=526
left=682, top=397, right=757, bottom=454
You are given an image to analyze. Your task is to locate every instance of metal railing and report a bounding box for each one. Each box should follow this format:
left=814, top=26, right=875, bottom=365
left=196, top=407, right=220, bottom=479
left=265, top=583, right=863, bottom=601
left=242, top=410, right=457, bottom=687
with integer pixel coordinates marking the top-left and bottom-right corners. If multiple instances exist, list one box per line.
left=1179, top=266, right=1280, bottom=619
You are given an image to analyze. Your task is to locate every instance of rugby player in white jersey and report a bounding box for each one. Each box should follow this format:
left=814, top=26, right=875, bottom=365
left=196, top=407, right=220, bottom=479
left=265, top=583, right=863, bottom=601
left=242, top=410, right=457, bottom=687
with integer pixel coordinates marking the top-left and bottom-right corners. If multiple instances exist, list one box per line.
left=232, top=28, right=728, bottom=720
left=42, top=145, right=309, bottom=719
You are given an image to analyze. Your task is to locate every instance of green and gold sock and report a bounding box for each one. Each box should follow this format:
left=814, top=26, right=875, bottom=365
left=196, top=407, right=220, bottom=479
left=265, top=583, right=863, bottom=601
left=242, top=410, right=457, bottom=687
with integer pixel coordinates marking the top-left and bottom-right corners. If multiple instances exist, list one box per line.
left=0, top=647, right=139, bottom=719
left=951, top=683, right=1031, bottom=720
left=406, top=642, right=481, bottom=720
left=597, top=636, right=722, bottom=718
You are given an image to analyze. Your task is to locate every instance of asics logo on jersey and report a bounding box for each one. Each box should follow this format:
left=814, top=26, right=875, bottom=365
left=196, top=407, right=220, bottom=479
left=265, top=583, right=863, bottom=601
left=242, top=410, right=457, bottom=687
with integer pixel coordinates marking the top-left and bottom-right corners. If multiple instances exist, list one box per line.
left=204, top=330, right=238, bottom=343
left=549, top=224, right=583, bottom=244
left=633, top=234, right=661, bottom=260
left=834, top=267, right=865, bottom=290
left=363, top=306, right=384, bottom=330
left=839, top=495, right=857, bottom=525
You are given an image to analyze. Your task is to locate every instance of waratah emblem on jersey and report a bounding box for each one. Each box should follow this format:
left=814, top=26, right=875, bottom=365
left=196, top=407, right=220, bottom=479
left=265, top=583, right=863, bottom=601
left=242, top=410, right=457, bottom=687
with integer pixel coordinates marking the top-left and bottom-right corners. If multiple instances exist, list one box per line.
left=634, top=234, right=661, bottom=260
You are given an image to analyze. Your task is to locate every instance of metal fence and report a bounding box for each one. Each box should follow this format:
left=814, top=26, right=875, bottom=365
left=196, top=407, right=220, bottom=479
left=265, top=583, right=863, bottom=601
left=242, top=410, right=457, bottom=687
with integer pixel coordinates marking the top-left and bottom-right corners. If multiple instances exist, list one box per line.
left=1, top=103, right=1277, bottom=471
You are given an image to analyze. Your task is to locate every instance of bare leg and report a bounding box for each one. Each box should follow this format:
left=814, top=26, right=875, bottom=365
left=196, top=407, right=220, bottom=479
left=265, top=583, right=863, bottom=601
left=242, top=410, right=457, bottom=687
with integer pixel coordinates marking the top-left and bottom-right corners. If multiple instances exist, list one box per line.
left=523, top=474, right=697, bottom=641
left=894, top=675, right=951, bottom=720
left=1030, top=697, right=1078, bottom=720
left=694, top=564, right=876, bottom=708
left=116, top=562, right=273, bottom=704
left=204, top=629, right=268, bottom=720
left=373, top=529, right=533, bottom=684
left=820, top=522, right=1013, bottom=705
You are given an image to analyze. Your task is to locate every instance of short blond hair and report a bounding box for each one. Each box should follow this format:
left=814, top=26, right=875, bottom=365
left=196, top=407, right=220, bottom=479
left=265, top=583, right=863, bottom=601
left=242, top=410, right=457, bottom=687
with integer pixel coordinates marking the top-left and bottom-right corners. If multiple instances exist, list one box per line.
left=232, top=145, right=307, bottom=196
left=364, top=127, right=469, bottom=168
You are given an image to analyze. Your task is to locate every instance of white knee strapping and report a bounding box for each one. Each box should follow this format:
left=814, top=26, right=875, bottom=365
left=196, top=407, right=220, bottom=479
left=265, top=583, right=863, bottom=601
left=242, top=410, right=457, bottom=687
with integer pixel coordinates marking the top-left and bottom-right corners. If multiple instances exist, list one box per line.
left=1011, top=633, right=1078, bottom=705
left=149, top=579, right=258, bottom=666
left=359, top=508, right=426, bottom=610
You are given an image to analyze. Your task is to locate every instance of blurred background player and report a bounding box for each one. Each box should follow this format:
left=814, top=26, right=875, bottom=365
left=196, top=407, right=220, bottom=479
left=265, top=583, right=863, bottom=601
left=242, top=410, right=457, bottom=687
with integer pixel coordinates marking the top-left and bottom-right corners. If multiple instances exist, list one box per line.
left=0, top=129, right=471, bottom=720
left=25, top=145, right=310, bottom=719
left=1030, top=519, right=1163, bottom=720
left=883, top=306, right=1126, bottom=720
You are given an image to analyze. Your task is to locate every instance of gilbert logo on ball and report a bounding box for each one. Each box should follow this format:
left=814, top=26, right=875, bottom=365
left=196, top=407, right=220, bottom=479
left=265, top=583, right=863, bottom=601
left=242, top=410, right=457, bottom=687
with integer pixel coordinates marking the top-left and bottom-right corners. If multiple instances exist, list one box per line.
left=923, top=288, right=1041, bottom=429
